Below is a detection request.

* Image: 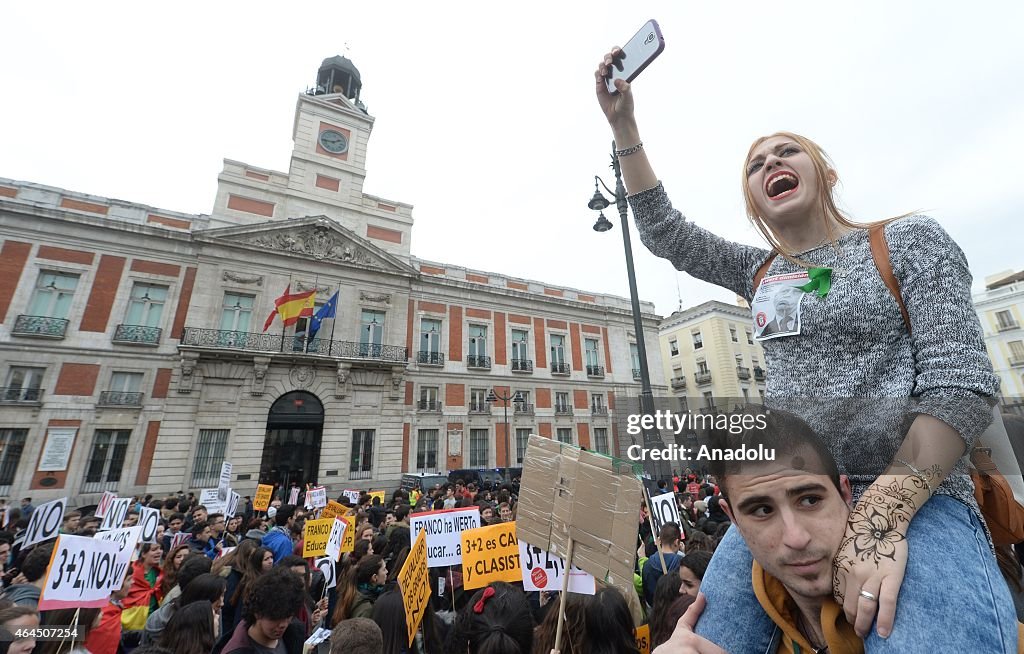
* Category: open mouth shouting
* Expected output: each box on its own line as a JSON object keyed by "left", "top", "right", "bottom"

{"left": 765, "top": 170, "right": 799, "bottom": 201}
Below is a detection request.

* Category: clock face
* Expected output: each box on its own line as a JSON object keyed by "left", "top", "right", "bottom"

{"left": 319, "top": 129, "right": 348, "bottom": 154}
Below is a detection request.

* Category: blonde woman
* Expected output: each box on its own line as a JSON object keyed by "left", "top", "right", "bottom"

{"left": 596, "top": 49, "right": 1014, "bottom": 652}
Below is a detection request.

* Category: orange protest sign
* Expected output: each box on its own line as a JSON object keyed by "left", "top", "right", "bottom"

{"left": 635, "top": 624, "right": 650, "bottom": 654}
{"left": 368, "top": 490, "right": 385, "bottom": 504}
{"left": 320, "top": 501, "right": 345, "bottom": 521}
{"left": 339, "top": 515, "right": 356, "bottom": 554}
{"left": 398, "top": 529, "right": 430, "bottom": 646}
{"left": 253, "top": 484, "right": 274, "bottom": 511}
{"left": 460, "top": 522, "right": 520, "bottom": 590}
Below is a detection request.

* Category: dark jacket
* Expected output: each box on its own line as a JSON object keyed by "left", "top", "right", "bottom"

{"left": 215, "top": 619, "right": 305, "bottom": 654}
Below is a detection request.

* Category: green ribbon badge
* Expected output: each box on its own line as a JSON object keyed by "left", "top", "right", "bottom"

{"left": 797, "top": 267, "right": 832, "bottom": 298}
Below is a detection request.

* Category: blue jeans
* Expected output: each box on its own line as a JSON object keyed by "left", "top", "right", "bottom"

{"left": 695, "top": 495, "right": 1018, "bottom": 653}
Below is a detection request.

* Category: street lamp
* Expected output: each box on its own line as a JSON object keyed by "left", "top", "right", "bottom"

{"left": 486, "top": 388, "right": 524, "bottom": 470}
{"left": 588, "top": 142, "right": 667, "bottom": 480}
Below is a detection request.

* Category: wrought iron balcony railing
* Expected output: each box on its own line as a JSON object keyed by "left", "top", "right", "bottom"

{"left": 551, "top": 361, "right": 571, "bottom": 375}
{"left": 468, "top": 401, "right": 491, "bottom": 413}
{"left": 736, "top": 366, "right": 751, "bottom": 380}
{"left": 12, "top": 315, "right": 69, "bottom": 338}
{"left": 591, "top": 406, "right": 609, "bottom": 416}
{"left": 754, "top": 367, "right": 766, "bottom": 381}
{"left": 632, "top": 368, "right": 642, "bottom": 381}
{"left": 180, "top": 328, "right": 408, "bottom": 363}
{"left": 1010, "top": 356, "right": 1024, "bottom": 368}
{"left": 554, "top": 404, "right": 573, "bottom": 415}
{"left": 998, "top": 321, "right": 1021, "bottom": 332}
{"left": 417, "top": 351, "right": 445, "bottom": 366}
{"left": 0, "top": 387, "right": 44, "bottom": 404}
{"left": 113, "top": 324, "right": 162, "bottom": 345}
{"left": 513, "top": 402, "right": 535, "bottom": 415}
{"left": 417, "top": 399, "right": 443, "bottom": 412}
{"left": 695, "top": 372, "right": 713, "bottom": 385}
{"left": 98, "top": 391, "right": 144, "bottom": 407}
{"left": 467, "top": 355, "right": 492, "bottom": 369}
{"left": 670, "top": 376, "right": 687, "bottom": 390}
{"left": 586, "top": 364, "right": 605, "bottom": 378}
{"left": 511, "top": 358, "right": 533, "bottom": 373}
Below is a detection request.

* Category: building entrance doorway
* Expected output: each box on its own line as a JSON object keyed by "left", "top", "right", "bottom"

{"left": 260, "top": 391, "right": 324, "bottom": 491}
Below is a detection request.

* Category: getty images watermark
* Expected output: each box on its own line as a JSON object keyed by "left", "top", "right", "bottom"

{"left": 624, "top": 409, "right": 776, "bottom": 463}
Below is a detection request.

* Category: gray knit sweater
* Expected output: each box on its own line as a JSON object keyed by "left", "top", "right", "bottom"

{"left": 629, "top": 183, "right": 999, "bottom": 516}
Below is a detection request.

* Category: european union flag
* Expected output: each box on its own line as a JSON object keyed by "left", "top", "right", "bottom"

{"left": 309, "top": 291, "right": 339, "bottom": 338}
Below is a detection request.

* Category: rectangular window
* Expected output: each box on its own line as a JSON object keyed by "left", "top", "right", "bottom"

{"left": 110, "top": 372, "right": 143, "bottom": 393}
{"left": 124, "top": 283, "right": 168, "bottom": 327}
{"left": 220, "top": 293, "right": 254, "bottom": 332}
{"left": 419, "top": 386, "right": 440, "bottom": 410}
{"left": 997, "top": 310, "right": 1017, "bottom": 330}
{"left": 730, "top": 326, "right": 738, "bottom": 343}
{"left": 555, "top": 392, "right": 570, "bottom": 412}
{"left": 0, "top": 429, "right": 28, "bottom": 490}
{"left": 550, "top": 334, "right": 566, "bottom": 364}
{"left": 585, "top": 339, "right": 600, "bottom": 367}
{"left": 556, "top": 428, "right": 573, "bottom": 444}
{"left": 28, "top": 271, "right": 79, "bottom": 319}
{"left": 1010, "top": 341, "right": 1024, "bottom": 359}
{"left": 360, "top": 310, "right": 385, "bottom": 356}
{"left": 593, "top": 428, "right": 609, "bottom": 454}
{"left": 742, "top": 387, "right": 750, "bottom": 402}
{"left": 697, "top": 360, "right": 709, "bottom": 374}
{"left": 678, "top": 396, "right": 689, "bottom": 413}
{"left": 470, "top": 388, "right": 488, "bottom": 412}
{"left": 4, "top": 367, "right": 44, "bottom": 402}
{"left": 511, "top": 329, "right": 529, "bottom": 361}
{"left": 421, "top": 318, "right": 442, "bottom": 353}
{"left": 83, "top": 429, "right": 131, "bottom": 492}
{"left": 416, "top": 429, "right": 438, "bottom": 472}
{"left": 669, "top": 339, "right": 679, "bottom": 356}
{"left": 692, "top": 331, "right": 703, "bottom": 349}
{"left": 350, "top": 429, "right": 375, "bottom": 476}
{"left": 191, "top": 429, "right": 229, "bottom": 487}
{"left": 591, "top": 393, "right": 605, "bottom": 410}
{"left": 746, "top": 329, "right": 754, "bottom": 345}
{"left": 469, "top": 325, "right": 488, "bottom": 357}
{"left": 703, "top": 392, "right": 715, "bottom": 410}
{"left": 672, "top": 366, "right": 682, "bottom": 379}
{"left": 515, "top": 428, "right": 531, "bottom": 464}
{"left": 470, "top": 429, "right": 489, "bottom": 466}
{"left": 630, "top": 343, "right": 641, "bottom": 371}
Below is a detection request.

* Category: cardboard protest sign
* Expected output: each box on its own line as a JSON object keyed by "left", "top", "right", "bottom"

{"left": 342, "top": 489, "right": 361, "bottom": 504}
{"left": 648, "top": 491, "right": 682, "bottom": 534}
{"left": 320, "top": 501, "right": 346, "bottom": 521}
{"left": 339, "top": 515, "right": 356, "bottom": 554}
{"left": 288, "top": 487, "right": 300, "bottom": 505}
{"left": 305, "top": 627, "right": 332, "bottom": 648}
{"left": 325, "top": 518, "right": 347, "bottom": 562}
{"left": 94, "top": 491, "right": 117, "bottom": 519}
{"left": 139, "top": 507, "right": 161, "bottom": 544}
{"left": 635, "top": 624, "right": 651, "bottom": 654}
{"left": 461, "top": 522, "right": 521, "bottom": 589}
{"left": 302, "top": 518, "right": 334, "bottom": 558}
{"left": 23, "top": 497, "right": 67, "bottom": 548}
{"left": 368, "top": 490, "right": 385, "bottom": 504}
{"left": 227, "top": 491, "right": 241, "bottom": 518}
{"left": 307, "top": 486, "right": 327, "bottom": 509}
{"left": 519, "top": 540, "right": 596, "bottom": 594}
{"left": 218, "top": 462, "right": 233, "bottom": 503}
{"left": 98, "top": 498, "right": 131, "bottom": 532}
{"left": 170, "top": 532, "right": 189, "bottom": 550}
{"left": 199, "top": 488, "right": 227, "bottom": 514}
{"left": 315, "top": 556, "right": 337, "bottom": 589}
{"left": 94, "top": 526, "right": 142, "bottom": 571}
{"left": 409, "top": 507, "right": 480, "bottom": 568}
{"left": 253, "top": 484, "right": 274, "bottom": 511}
{"left": 40, "top": 535, "right": 125, "bottom": 609}
{"left": 398, "top": 529, "right": 430, "bottom": 647}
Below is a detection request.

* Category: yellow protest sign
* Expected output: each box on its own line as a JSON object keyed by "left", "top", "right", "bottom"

{"left": 398, "top": 529, "right": 430, "bottom": 647}
{"left": 320, "top": 501, "right": 345, "bottom": 521}
{"left": 368, "top": 490, "right": 385, "bottom": 504}
{"left": 635, "top": 624, "right": 650, "bottom": 654}
{"left": 460, "top": 521, "right": 520, "bottom": 590}
{"left": 253, "top": 484, "right": 274, "bottom": 511}
{"left": 339, "top": 515, "right": 356, "bottom": 553}
{"left": 302, "top": 518, "right": 333, "bottom": 558}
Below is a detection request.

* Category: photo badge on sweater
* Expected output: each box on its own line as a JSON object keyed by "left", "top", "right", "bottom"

{"left": 753, "top": 271, "right": 809, "bottom": 341}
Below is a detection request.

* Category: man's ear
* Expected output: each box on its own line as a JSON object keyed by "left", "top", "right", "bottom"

{"left": 839, "top": 474, "right": 853, "bottom": 507}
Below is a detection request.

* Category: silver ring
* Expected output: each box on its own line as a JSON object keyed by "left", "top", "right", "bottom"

{"left": 858, "top": 590, "right": 878, "bottom": 602}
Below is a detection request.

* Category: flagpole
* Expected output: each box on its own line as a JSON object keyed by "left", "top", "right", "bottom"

{"left": 282, "top": 273, "right": 292, "bottom": 353}
{"left": 329, "top": 280, "right": 339, "bottom": 354}
{"left": 305, "top": 273, "right": 319, "bottom": 354}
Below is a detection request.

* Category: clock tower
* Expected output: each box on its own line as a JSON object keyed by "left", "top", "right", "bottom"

{"left": 210, "top": 56, "right": 413, "bottom": 257}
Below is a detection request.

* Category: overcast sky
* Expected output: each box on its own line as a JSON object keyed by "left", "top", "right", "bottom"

{"left": 2, "top": 1, "right": 1021, "bottom": 317}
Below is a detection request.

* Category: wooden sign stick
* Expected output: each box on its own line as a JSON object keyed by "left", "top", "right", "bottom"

{"left": 552, "top": 537, "right": 576, "bottom": 653}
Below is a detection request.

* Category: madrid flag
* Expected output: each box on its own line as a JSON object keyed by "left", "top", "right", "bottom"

{"left": 263, "top": 285, "right": 315, "bottom": 331}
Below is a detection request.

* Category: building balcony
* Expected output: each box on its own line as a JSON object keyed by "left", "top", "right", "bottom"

{"left": 998, "top": 321, "right": 1020, "bottom": 332}
{"left": 468, "top": 401, "right": 491, "bottom": 414}
{"left": 112, "top": 324, "right": 162, "bottom": 346}
{"left": 180, "top": 328, "right": 408, "bottom": 364}
{"left": 736, "top": 366, "right": 751, "bottom": 380}
{"left": 12, "top": 315, "right": 69, "bottom": 339}
{"left": 586, "top": 364, "right": 605, "bottom": 378}
{"left": 417, "top": 400, "right": 443, "bottom": 412}
{"left": 670, "top": 376, "right": 687, "bottom": 390}
{"left": 632, "top": 368, "right": 642, "bottom": 381}
{"left": 467, "top": 354, "right": 492, "bottom": 370}
{"left": 349, "top": 469, "right": 372, "bottom": 481}
{"left": 1010, "top": 356, "right": 1024, "bottom": 368}
{"left": 514, "top": 402, "right": 535, "bottom": 415}
{"left": 417, "top": 351, "right": 445, "bottom": 366}
{"left": 511, "top": 358, "right": 534, "bottom": 373}
{"left": 551, "top": 362, "right": 571, "bottom": 375}
{"left": 554, "top": 404, "right": 573, "bottom": 416}
{"left": 695, "top": 372, "right": 713, "bottom": 386}
{"left": 591, "top": 406, "right": 609, "bottom": 417}
{"left": 98, "top": 391, "right": 144, "bottom": 407}
{"left": 0, "top": 387, "right": 44, "bottom": 405}
{"left": 754, "top": 367, "right": 766, "bottom": 382}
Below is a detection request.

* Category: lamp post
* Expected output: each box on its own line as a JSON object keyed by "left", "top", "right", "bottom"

{"left": 486, "top": 388, "right": 524, "bottom": 471}
{"left": 588, "top": 142, "right": 667, "bottom": 480}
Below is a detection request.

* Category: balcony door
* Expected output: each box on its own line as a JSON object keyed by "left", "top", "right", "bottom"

{"left": 259, "top": 391, "right": 324, "bottom": 491}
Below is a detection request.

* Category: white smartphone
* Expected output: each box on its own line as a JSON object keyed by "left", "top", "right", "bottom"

{"left": 605, "top": 19, "right": 666, "bottom": 95}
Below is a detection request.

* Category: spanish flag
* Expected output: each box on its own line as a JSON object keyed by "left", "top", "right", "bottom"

{"left": 262, "top": 285, "right": 316, "bottom": 331}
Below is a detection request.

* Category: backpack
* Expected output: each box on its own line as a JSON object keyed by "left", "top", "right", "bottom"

{"left": 753, "top": 224, "right": 1024, "bottom": 545}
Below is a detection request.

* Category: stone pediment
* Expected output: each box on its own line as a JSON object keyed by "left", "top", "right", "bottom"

{"left": 195, "top": 216, "right": 416, "bottom": 277}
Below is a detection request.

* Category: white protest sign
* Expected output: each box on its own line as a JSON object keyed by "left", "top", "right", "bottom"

{"left": 227, "top": 491, "right": 240, "bottom": 518}
{"left": 307, "top": 486, "right": 327, "bottom": 509}
{"left": 98, "top": 498, "right": 131, "bottom": 532}
{"left": 519, "top": 540, "right": 596, "bottom": 594}
{"left": 649, "top": 491, "right": 683, "bottom": 534}
{"left": 199, "top": 488, "right": 227, "bottom": 514}
{"left": 342, "top": 489, "right": 361, "bottom": 504}
{"left": 305, "top": 627, "right": 332, "bottom": 647}
{"left": 325, "top": 518, "right": 347, "bottom": 562}
{"left": 40, "top": 535, "right": 125, "bottom": 609}
{"left": 94, "top": 491, "right": 117, "bottom": 519}
{"left": 171, "top": 532, "right": 189, "bottom": 550}
{"left": 23, "top": 497, "right": 67, "bottom": 548}
{"left": 315, "top": 556, "right": 337, "bottom": 589}
{"left": 409, "top": 507, "right": 480, "bottom": 568}
{"left": 218, "top": 461, "right": 233, "bottom": 498}
{"left": 139, "top": 507, "right": 161, "bottom": 544}
{"left": 217, "top": 547, "right": 236, "bottom": 560}
{"left": 94, "top": 526, "right": 143, "bottom": 573}
{"left": 288, "top": 487, "right": 300, "bottom": 505}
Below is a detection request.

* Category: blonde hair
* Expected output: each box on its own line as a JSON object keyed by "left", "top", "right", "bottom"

{"left": 742, "top": 131, "right": 911, "bottom": 265}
